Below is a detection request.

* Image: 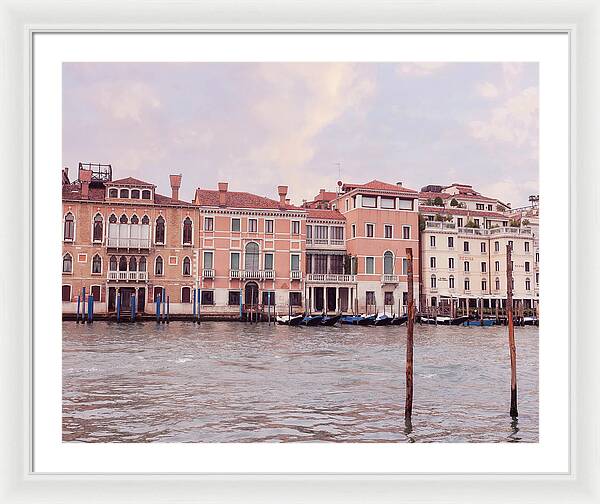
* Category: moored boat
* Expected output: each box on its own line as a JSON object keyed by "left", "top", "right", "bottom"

{"left": 321, "top": 314, "right": 342, "bottom": 326}
{"left": 357, "top": 314, "right": 377, "bottom": 325}
{"left": 450, "top": 315, "right": 469, "bottom": 325}
{"left": 374, "top": 314, "right": 392, "bottom": 326}
{"left": 462, "top": 319, "right": 495, "bottom": 327}
{"left": 302, "top": 315, "right": 324, "bottom": 326}
{"left": 391, "top": 314, "right": 408, "bottom": 325}
{"left": 340, "top": 315, "right": 362, "bottom": 325}
{"left": 276, "top": 314, "right": 304, "bottom": 326}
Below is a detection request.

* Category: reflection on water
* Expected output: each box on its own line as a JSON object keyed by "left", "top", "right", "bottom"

{"left": 62, "top": 321, "right": 538, "bottom": 443}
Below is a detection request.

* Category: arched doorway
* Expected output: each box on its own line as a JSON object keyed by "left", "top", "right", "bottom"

{"left": 244, "top": 281, "right": 259, "bottom": 306}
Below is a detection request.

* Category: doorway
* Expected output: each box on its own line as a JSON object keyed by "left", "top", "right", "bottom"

{"left": 244, "top": 282, "right": 259, "bottom": 306}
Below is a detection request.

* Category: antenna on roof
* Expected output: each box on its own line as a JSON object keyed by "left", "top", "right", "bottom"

{"left": 335, "top": 162, "right": 341, "bottom": 195}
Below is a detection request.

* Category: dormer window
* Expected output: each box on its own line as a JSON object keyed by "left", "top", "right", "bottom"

{"left": 131, "top": 189, "right": 140, "bottom": 198}
{"left": 142, "top": 189, "right": 152, "bottom": 200}
{"left": 108, "top": 188, "right": 118, "bottom": 198}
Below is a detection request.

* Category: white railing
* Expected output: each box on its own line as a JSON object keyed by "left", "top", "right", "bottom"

{"left": 306, "top": 239, "right": 346, "bottom": 248}
{"left": 306, "top": 273, "right": 356, "bottom": 283}
{"left": 488, "top": 226, "right": 532, "bottom": 236}
{"left": 107, "top": 270, "right": 148, "bottom": 281}
{"left": 107, "top": 237, "right": 151, "bottom": 248}
{"left": 291, "top": 270, "right": 302, "bottom": 280}
{"left": 240, "top": 269, "right": 275, "bottom": 280}
{"left": 202, "top": 268, "right": 215, "bottom": 279}
{"left": 230, "top": 269, "right": 240, "bottom": 279}
{"left": 424, "top": 221, "right": 456, "bottom": 230}
{"left": 381, "top": 274, "right": 399, "bottom": 284}
{"left": 457, "top": 227, "right": 486, "bottom": 236}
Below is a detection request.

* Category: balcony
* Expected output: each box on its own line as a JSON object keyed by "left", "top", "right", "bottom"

{"left": 305, "top": 238, "right": 346, "bottom": 250}
{"left": 107, "top": 271, "right": 148, "bottom": 282}
{"left": 306, "top": 273, "right": 356, "bottom": 284}
{"left": 107, "top": 237, "right": 151, "bottom": 250}
{"left": 291, "top": 270, "right": 302, "bottom": 281}
{"left": 202, "top": 268, "right": 215, "bottom": 279}
{"left": 231, "top": 269, "right": 276, "bottom": 280}
{"left": 381, "top": 274, "right": 399, "bottom": 284}
{"left": 424, "top": 221, "right": 456, "bottom": 231}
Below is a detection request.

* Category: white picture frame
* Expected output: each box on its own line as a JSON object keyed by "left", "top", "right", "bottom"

{"left": 1, "top": 0, "right": 598, "bottom": 502}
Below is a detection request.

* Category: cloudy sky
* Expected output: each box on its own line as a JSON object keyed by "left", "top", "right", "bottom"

{"left": 63, "top": 62, "right": 538, "bottom": 207}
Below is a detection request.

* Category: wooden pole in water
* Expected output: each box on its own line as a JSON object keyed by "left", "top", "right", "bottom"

{"left": 76, "top": 295, "right": 80, "bottom": 324}
{"left": 506, "top": 244, "right": 518, "bottom": 417}
{"left": 405, "top": 247, "right": 415, "bottom": 424}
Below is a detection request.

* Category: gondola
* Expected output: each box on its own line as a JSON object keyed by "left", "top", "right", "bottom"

{"left": 276, "top": 314, "right": 304, "bottom": 326}
{"left": 391, "top": 314, "right": 408, "bottom": 325}
{"left": 450, "top": 315, "right": 469, "bottom": 325}
{"left": 373, "top": 314, "right": 393, "bottom": 326}
{"left": 357, "top": 314, "right": 377, "bottom": 325}
{"left": 522, "top": 316, "right": 538, "bottom": 326}
{"left": 302, "top": 315, "right": 324, "bottom": 326}
{"left": 419, "top": 316, "right": 437, "bottom": 325}
{"left": 340, "top": 315, "right": 362, "bottom": 325}
{"left": 321, "top": 314, "right": 342, "bottom": 326}
{"left": 462, "top": 319, "right": 495, "bottom": 327}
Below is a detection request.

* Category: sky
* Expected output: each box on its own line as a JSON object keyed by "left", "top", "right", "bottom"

{"left": 63, "top": 62, "right": 538, "bottom": 207}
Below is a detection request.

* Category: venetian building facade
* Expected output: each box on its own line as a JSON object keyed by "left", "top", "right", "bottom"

{"left": 418, "top": 183, "right": 539, "bottom": 312}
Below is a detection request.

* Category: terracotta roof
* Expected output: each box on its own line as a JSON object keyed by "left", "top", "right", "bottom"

{"left": 419, "top": 191, "right": 451, "bottom": 200}
{"left": 62, "top": 183, "right": 106, "bottom": 202}
{"left": 194, "top": 189, "right": 303, "bottom": 211}
{"left": 313, "top": 190, "right": 337, "bottom": 202}
{"left": 419, "top": 205, "right": 508, "bottom": 219}
{"left": 306, "top": 208, "right": 345, "bottom": 221}
{"left": 154, "top": 193, "right": 194, "bottom": 207}
{"left": 109, "top": 176, "right": 156, "bottom": 187}
{"left": 342, "top": 179, "right": 418, "bottom": 195}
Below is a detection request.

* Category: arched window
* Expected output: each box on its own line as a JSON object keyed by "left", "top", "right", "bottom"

{"left": 108, "top": 188, "right": 118, "bottom": 198}
{"left": 383, "top": 251, "right": 394, "bottom": 275}
{"left": 141, "top": 189, "right": 151, "bottom": 200}
{"left": 119, "top": 214, "right": 128, "bottom": 224}
{"left": 129, "top": 257, "right": 137, "bottom": 271}
{"left": 92, "top": 254, "right": 102, "bottom": 274}
{"left": 245, "top": 242, "right": 259, "bottom": 271}
{"left": 181, "top": 287, "right": 191, "bottom": 303}
{"left": 155, "top": 256, "right": 164, "bottom": 275}
{"left": 62, "top": 253, "right": 72, "bottom": 273}
{"left": 430, "top": 274, "right": 436, "bottom": 288}
{"left": 93, "top": 214, "right": 103, "bottom": 242}
{"left": 131, "top": 214, "right": 139, "bottom": 224}
{"left": 495, "top": 277, "right": 500, "bottom": 290}
{"left": 525, "top": 278, "right": 531, "bottom": 291}
{"left": 119, "top": 188, "right": 129, "bottom": 198}
{"left": 155, "top": 216, "right": 165, "bottom": 244}
{"left": 109, "top": 214, "right": 117, "bottom": 224}
{"left": 109, "top": 255, "right": 117, "bottom": 271}
{"left": 63, "top": 213, "right": 75, "bottom": 240}
{"left": 449, "top": 275, "right": 455, "bottom": 289}
{"left": 141, "top": 215, "right": 149, "bottom": 225}
{"left": 182, "top": 217, "right": 193, "bottom": 245}
{"left": 430, "top": 256, "right": 436, "bottom": 269}
{"left": 139, "top": 257, "right": 147, "bottom": 272}
{"left": 131, "top": 189, "right": 140, "bottom": 199}
{"left": 118, "top": 256, "right": 127, "bottom": 271}
{"left": 182, "top": 256, "right": 191, "bottom": 276}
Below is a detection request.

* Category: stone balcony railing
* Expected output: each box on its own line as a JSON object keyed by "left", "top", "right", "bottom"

{"left": 291, "top": 270, "right": 302, "bottom": 280}
{"left": 305, "top": 238, "right": 345, "bottom": 248}
{"left": 306, "top": 273, "right": 355, "bottom": 284}
{"left": 106, "top": 237, "right": 152, "bottom": 249}
{"left": 424, "top": 221, "right": 456, "bottom": 230}
{"left": 230, "top": 269, "right": 276, "bottom": 280}
{"left": 107, "top": 271, "right": 148, "bottom": 282}
{"left": 202, "top": 268, "right": 215, "bottom": 279}
{"left": 381, "top": 274, "right": 399, "bottom": 284}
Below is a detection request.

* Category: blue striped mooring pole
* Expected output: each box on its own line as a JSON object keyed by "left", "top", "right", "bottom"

{"left": 131, "top": 294, "right": 136, "bottom": 322}
{"left": 87, "top": 294, "right": 94, "bottom": 323}
{"left": 116, "top": 293, "right": 121, "bottom": 323}
{"left": 76, "top": 295, "right": 81, "bottom": 324}
{"left": 156, "top": 295, "right": 161, "bottom": 323}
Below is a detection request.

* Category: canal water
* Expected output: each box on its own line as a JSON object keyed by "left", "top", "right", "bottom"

{"left": 63, "top": 321, "right": 538, "bottom": 443}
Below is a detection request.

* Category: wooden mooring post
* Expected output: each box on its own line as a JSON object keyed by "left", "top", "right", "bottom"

{"left": 405, "top": 247, "right": 415, "bottom": 425}
{"left": 506, "top": 244, "right": 518, "bottom": 418}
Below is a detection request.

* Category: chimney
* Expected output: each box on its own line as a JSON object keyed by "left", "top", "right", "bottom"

{"left": 396, "top": 181, "right": 403, "bottom": 187}
{"left": 285, "top": 198, "right": 291, "bottom": 205}
{"left": 169, "top": 174, "right": 182, "bottom": 200}
{"left": 278, "top": 185, "right": 288, "bottom": 208}
{"left": 79, "top": 169, "right": 92, "bottom": 199}
{"left": 218, "top": 182, "right": 228, "bottom": 207}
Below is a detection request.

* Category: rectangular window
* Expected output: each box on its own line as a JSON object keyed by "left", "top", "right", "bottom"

{"left": 430, "top": 235, "right": 436, "bottom": 247}
{"left": 365, "top": 257, "right": 375, "bottom": 274}
{"left": 402, "top": 226, "right": 410, "bottom": 239}
{"left": 366, "top": 291, "right": 375, "bottom": 305}
{"left": 495, "top": 261, "right": 500, "bottom": 271}
{"left": 384, "top": 225, "right": 393, "bottom": 239}
{"left": 381, "top": 197, "right": 395, "bottom": 209}
{"left": 488, "top": 204, "right": 493, "bottom": 211}
{"left": 289, "top": 292, "right": 302, "bottom": 306}
{"left": 265, "top": 219, "right": 274, "bottom": 234}
{"left": 331, "top": 226, "right": 344, "bottom": 241}
{"left": 481, "top": 242, "right": 486, "bottom": 253}
{"left": 203, "top": 251, "right": 213, "bottom": 269}
{"left": 231, "top": 218, "right": 241, "bottom": 232}
{"left": 345, "top": 199, "right": 349, "bottom": 211}
{"left": 314, "top": 255, "right": 327, "bottom": 274}
{"left": 292, "top": 220, "right": 300, "bottom": 235}
{"left": 457, "top": 217, "right": 463, "bottom": 227}
{"left": 228, "top": 290, "right": 241, "bottom": 306}
{"left": 398, "top": 199, "right": 413, "bottom": 210}
{"left": 262, "top": 291, "right": 275, "bottom": 305}
{"left": 508, "top": 240, "right": 514, "bottom": 249}
{"left": 351, "top": 224, "right": 356, "bottom": 238}
{"left": 201, "top": 291, "right": 214, "bottom": 305}
{"left": 464, "top": 279, "right": 470, "bottom": 291}
{"left": 536, "top": 272, "right": 539, "bottom": 284}
{"left": 535, "top": 252, "right": 539, "bottom": 262}
{"left": 495, "top": 241, "right": 500, "bottom": 252}
{"left": 62, "top": 285, "right": 71, "bottom": 302}
{"left": 481, "top": 261, "right": 487, "bottom": 273}
{"left": 204, "top": 217, "right": 214, "bottom": 231}
{"left": 525, "top": 241, "right": 530, "bottom": 252}
{"left": 448, "top": 257, "right": 455, "bottom": 269}
{"left": 463, "top": 241, "right": 470, "bottom": 252}
{"left": 362, "top": 196, "right": 377, "bottom": 208}
{"left": 402, "top": 258, "right": 408, "bottom": 275}
{"left": 315, "top": 225, "right": 328, "bottom": 241}
{"left": 474, "top": 218, "right": 480, "bottom": 227}
{"left": 449, "top": 276, "right": 455, "bottom": 288}
{"left": 482, "top": 279, "right": 487, "bottom": 291}
{"left": 248, "top": 218, "right": 258, "bottom": 232}
{"left": 264, "top": 253, "right": 274, "bottom": 270}
{"left": 181, "top": 287, "right": 191, "bottom": 303}
{"left": 464, "top": 261, "right": 470, "bottom": 272}
{"left": 525, "top": 261, "right": 530, "bottom": 272}
{"left": 366, "top": 223, "right": 374, "bottom": 237}
{"left": 230, "top": 252, "right": 240, "bottom": 270}
{"left": 384, "top": 292, "right": 394, "bottom": 305}
{"left": 290, "top": 254, "right": 300, "bottom": 271}
{"left": 448, "top": 236, "right": 454, "bottom": 248}
{"left": 91, "top": 285, "right": 102, "bottom": 302}
{"left": 330, "top": 255, "right": 344, "bottom": 274}
{"left": 476, "top": 203, "right": 484, "bottom": 210}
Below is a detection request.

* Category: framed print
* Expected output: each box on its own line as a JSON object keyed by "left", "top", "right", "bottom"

{"left": 1, "top": 0, "right": 599, "bottom": 503}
